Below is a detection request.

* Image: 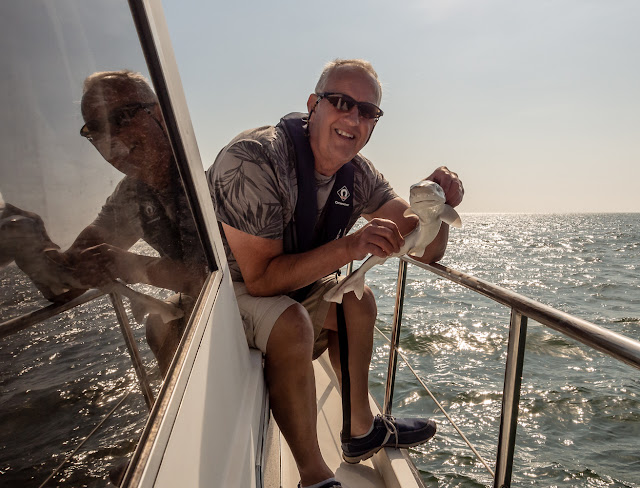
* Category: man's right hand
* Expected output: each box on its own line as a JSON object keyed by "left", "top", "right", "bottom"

{"left": 346, "top": 218, "right": 404, "bottom": 261}
{"left": 66, "top": 244, "right": 141, "bottom": 289}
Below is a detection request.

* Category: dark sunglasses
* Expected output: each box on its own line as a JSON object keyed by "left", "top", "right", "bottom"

{"left": 80, "top": 103, "right": 155, "bottom": 140}
{"left": 316, "top": 92, "right": 383, "bottom": 120}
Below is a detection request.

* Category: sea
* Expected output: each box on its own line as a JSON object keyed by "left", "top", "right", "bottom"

{"left": 0, "top": 213, "right": 638, "bottom": 487}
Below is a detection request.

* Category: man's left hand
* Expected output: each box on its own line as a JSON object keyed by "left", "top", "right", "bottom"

{"left": 426, "top": 166, "right": 464, "bottom": 207}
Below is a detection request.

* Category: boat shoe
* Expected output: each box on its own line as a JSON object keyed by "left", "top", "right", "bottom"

{"left": 341, "top": 414, "right": 437, "bottom": 464}
{"left": 297, "top": 480, "right": 342, "bottom": 488}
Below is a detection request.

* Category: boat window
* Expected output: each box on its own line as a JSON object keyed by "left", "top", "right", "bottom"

{"left": 0, "top": 2, "right": 211, "bottom": 486}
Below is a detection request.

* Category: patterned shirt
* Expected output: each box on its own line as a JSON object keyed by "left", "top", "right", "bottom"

{"left": 207, "top": 123, "right": 397, "bottom": 282}
{"left": 93, "top": 175, "right": 207, "bottom": 277}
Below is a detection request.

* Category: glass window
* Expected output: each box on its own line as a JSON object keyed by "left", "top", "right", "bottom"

{"left": 0, "top": 1, "right": 209, "bottom": 485}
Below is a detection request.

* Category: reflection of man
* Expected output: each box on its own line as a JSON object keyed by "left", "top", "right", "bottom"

{"left": 208, "top": 59, "right": 464, "bottom": 488}
{"left": 67, "top": 70, "right": 206, "bottom": 376}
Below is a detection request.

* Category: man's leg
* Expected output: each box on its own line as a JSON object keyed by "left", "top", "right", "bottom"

{"left": 265, "top": 302, "right": 334, "bottom": 486}
{"left": 324, "top": 286, "right": 377, "bottom": 437}
{"left": 323, "top": 286, "right": 437, "bottom": 464}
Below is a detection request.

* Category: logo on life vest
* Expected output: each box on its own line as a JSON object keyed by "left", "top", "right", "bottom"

{"left": 337, "top": 186, "right": 350, "bottom": 202}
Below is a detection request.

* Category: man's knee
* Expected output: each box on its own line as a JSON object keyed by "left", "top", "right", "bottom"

{"left": 267, "top": 303, "right": 314, "bottom": 356}
{"left": 323, "top": 285, "right": 377, "bottom": 333}
{"left": 344, "top": 285, "right": 377, "bottom": 321}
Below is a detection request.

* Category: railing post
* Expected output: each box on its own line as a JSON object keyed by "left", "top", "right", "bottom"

{"left": 109, "top": 293, "right": 155, "bottom": 410}
{"left": 494, "top": 310, "right": 528, "bottom": 487}
{"left": 383, "top": 259, "right": 408, "bottom": 415}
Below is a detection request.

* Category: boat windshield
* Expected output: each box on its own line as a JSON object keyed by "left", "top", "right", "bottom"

{"left": 0, "top": 2, "right": 212, "bottom": 485}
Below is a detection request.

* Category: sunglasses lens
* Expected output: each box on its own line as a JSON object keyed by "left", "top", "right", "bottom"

{"left": 358, "top": 103, "right": 380, "bottom": 119}
{"left": 111, "top": 107, "right": 136, "bottom": 127}
{"left": 327, "top": 94, "right": 354, "bottom": 113}
{"left": 80, "top": 120, "right": 103, "bottom": 137}
{"left": 323, "top": 93, "right": 381, "bottom": 119}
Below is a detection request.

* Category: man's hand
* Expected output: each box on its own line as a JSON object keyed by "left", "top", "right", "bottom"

{"left": 346, "top": 218, "right": 404, "bottom": 261}
{"left": 69, "top": 244, "right": 146, "bottom": 288}
{"left": 426, "top": 166, "right": 464, "bottom": 207}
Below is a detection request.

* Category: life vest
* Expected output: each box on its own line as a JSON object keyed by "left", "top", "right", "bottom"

{"left": 278, "top": 112, "right": 354, "bottom": 255}
{"left": 136, "top": 170, "right": 205, "bottom": 271}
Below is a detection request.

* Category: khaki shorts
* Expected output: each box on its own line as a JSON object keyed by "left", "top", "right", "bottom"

{"left": 233, "top": 274, "right": 341, "bottom": 358}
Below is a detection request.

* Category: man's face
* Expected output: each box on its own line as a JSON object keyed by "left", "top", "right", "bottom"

{"left": 80, "top": 78, "right": 171, "bottom": 185}
{"left": 307, "top": 67, "right": 380, "bottom": 176}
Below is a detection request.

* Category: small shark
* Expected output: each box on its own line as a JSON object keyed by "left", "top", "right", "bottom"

{"left": 323, "top": 180, "right": 462, "bottom": 304}
{"left": 0, "top": 201, "right": 183, "bottom": 323}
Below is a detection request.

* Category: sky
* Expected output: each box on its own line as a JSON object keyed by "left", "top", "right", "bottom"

{"left": 1, "top": 1, "right": 148, "bottom": 246}
{"left": 1, "top": 0, "right": 638, "bottom": 251}
{"left": 161, "top": 0, "right": 640, "bottom": 213}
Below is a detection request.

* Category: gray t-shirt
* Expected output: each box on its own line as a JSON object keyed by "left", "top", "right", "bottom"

{"left": 207, "top": 124, "right": 397, "bottom": 282}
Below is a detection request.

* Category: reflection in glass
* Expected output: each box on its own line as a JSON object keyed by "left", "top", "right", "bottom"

{"left": 0, "top": 2, "right": 207, "bottom": 486}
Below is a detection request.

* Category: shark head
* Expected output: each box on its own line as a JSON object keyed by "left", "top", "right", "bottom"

{"left": 404, "top": 179, "right": 462, "bottom": 229}
{"left": 408, "top": 180, "right": 446, "bottom": 215}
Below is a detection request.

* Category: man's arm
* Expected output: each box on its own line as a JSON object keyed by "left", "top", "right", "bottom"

{"left": 71, "top": 243, "right": 204, "bottom": 296}
{"left": 67, "top": 223, "right": 139, "bottom": 253}
{"left": 223, "top": 217, "right": 404, "bottom": 297}
{"left": 66, "top": 224, "right": 203, "bottom": 296}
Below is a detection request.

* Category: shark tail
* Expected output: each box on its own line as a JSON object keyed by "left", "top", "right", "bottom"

{"left": 323, "top": 271, "right": 366, "bottom": 304}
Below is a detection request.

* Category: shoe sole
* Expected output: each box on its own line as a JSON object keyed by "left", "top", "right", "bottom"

{"left": 342, "top": 425, "right": 437, "bottom": 464}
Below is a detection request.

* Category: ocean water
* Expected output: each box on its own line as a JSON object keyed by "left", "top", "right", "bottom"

{"left": 0, "top": 213, "right": 638, "bottom": 487}
{"left": 366, "top": 213, "right": 639, "bottom": 487}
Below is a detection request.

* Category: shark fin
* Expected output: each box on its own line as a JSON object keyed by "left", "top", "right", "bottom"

{"left": 323, "top": 271, "right": 366, "bottom": 304}
{"left": 403, "top": 207, "right": 417, "bottom": 218}
{"left": 440, "top": 204, "right": 462, "bottom": 228}
{"left": 409, "top": 244, "right": 428, "bottom": 258}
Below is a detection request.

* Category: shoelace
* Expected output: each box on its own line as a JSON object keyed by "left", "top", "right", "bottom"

{"left": 377, "top": 414, "right": 399, "bottom": 449}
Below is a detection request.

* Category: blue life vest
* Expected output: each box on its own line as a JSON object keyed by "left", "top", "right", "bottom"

{"left": 278, "top": 112, "right": 354, "bottom": 255}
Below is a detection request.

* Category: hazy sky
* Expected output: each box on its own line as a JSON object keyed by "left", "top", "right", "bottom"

{"left": 162, "top": 0, "right": 640, "bottom": 213}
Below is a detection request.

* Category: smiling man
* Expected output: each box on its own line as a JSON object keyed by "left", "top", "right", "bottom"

{"left": 207, "top": 59, "right": 463, "bottom": 488}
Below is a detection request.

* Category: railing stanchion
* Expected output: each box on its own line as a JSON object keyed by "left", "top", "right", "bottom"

{"left": 109, "top": 293, "right": 155, "bottom": 410}
{"left": 383, "top": 259, "right": 408, "bottom": 415}
{"left": 494, "top": 310, "right": 528, "bottom": 488}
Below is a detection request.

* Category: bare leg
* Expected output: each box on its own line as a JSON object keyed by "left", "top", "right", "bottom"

{"left": 325, "top": 286, "right": 377, "bottom": 437}
{"left": 265, "top": 303, "right": 333, "bottom": 486}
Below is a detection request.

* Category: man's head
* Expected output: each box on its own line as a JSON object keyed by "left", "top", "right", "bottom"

{"left": 80, "top": 70, "right": 172, "bottom": 187}
{"left": 306, "top": 59, "right": 383, "bottom": 176}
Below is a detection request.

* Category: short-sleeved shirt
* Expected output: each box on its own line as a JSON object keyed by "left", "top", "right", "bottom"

{"left": 207, "top": 123, "right": 397, "bottom": 282}
{"left": 93, "top": 174, "right": 206, "bottom": 277}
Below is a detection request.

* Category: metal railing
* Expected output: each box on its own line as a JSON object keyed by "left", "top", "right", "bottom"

{"left": 0, "top": 289, "right": 155, "bottom": 408}
{"left": 381, "top": 257, "right": 640, "bottom": 488}
{"left": 0, "top": 288, "right": 157, "bottom": 486}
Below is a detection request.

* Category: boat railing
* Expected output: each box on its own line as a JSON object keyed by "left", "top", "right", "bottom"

{"left": 0, "top": 288, "right": 158, "bottom": 486}
{"left": 0, "top": 288, "right": 156, "bottom": 409}
{"left": 380, "top": 256, "right": 640, "bottom": 488}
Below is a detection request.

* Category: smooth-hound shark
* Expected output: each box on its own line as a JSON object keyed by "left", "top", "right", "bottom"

{"left": 323, "top": 180, "right": 462, "bottom": 304}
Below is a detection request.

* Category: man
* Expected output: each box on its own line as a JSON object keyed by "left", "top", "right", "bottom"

{"left": 66, "top": 70, "right": 206, "bottom": 376}
{"left": 208, "top": 59, "right": 463, "bottom": 488}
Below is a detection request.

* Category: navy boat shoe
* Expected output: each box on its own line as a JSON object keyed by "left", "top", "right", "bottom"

{"left": 341, "top": 414, "right": 437, "bottom": 464}
{"left": 297, "top": 480, "right": 342, "bottom": 488}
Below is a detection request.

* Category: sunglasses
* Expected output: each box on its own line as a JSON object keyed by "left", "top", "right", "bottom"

{"left": 316, "top": 92, "right": 383, "bottom": 120}
{"left": 80, "top": 103, "right": 155, "bottom": 140}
